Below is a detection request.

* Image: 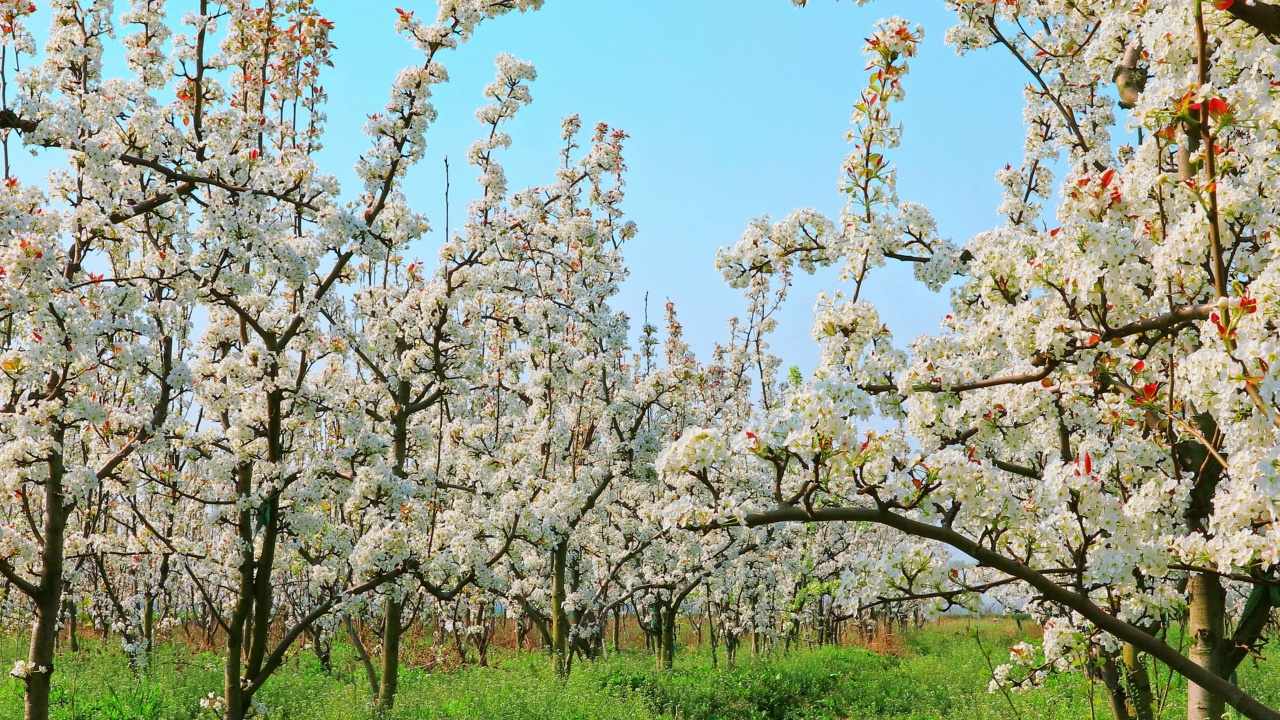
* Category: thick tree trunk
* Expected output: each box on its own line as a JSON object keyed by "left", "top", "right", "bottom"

{"left": 224, "top": 463, "right": 257, "bottom": 720}
{"left": 225, "top": 617, "right": 248, "bottom": 720}
{"left": 659, "top": 603, "right": 676, "bottom": 670}
{"left": 376, "top": 403, "right": 410, "bottom": 711}
{"left": 24, "top": 434, "right": 69, "bottom": 720}
{"left": 378, "top": 597, "right": 404, "bottom": 711}
{"left": 226, "top": 386, "right": 286, "bottom": 720}
{"left": 25, "top": 597, "right": 60, "bottom": 720}
{"left": 1187, "top": 573, "right": 1227, "bottom": 720}
{"left": 244, "top": 508, "right": 280, "bottom": 680}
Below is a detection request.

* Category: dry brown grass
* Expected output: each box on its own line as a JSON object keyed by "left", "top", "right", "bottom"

{"left": 859, "top": 631, "right": 908, "bottom": 656}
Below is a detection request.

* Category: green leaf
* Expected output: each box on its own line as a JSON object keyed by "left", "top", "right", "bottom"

{"left": 788, "top": 366, "right": 804, "bottom": 387}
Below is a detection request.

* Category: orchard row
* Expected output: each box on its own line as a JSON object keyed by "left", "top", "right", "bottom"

{"left": 1, "top": 2, "right": 1279, "bottom": 720}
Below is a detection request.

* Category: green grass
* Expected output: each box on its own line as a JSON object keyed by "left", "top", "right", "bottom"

{"left": 0, "top": 619, "right": 1277, "bottom": 719}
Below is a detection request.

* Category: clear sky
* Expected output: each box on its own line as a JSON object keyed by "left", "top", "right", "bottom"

{"left": 23, "top": 0, "right": 1036, "bottom": 373}
{"left": 312, "top": 0, "right": 1031, "bottom": 372}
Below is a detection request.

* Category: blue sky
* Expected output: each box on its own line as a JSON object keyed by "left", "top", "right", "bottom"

{"left": 312, "top": 0, "right": 1031, "bottom": 372}
{"left": 21, "top": 1, "right": 1034, "bottom": 373}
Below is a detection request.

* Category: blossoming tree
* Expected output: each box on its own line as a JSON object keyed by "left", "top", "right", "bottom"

{"left": 660, "top": 4, "right": 1280, "bottom": 720}
{"left": 6, "top": 1, "right": 1280, "bottom": 720}
{"left": 0, "top": 2, "right": 192, "bottom": 717}
{"left": 1, "top": 0, "right": 544, "bottom": 718}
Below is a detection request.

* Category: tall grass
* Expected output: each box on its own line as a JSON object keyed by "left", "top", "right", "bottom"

{"left": 0, "top": 618, "right": 1276, "bottom": 719}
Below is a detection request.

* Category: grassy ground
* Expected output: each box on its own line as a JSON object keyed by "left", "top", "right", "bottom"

{"left": 0, "top": 618, "right": 1276, "bottom": 719}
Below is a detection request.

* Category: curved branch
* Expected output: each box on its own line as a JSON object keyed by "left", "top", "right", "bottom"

{"left": 728, "top": 505, "right": 1280, "bottom": 720}
{"left": 0, "top": 557, "right": 40, "bottom": 598}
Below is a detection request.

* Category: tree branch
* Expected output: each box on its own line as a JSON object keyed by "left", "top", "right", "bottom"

{"left": 728, "top": 505, "right": 1280, "bottom": 720}
{"left": 0, "top": 556, "right": 40, "bottom": 598}
{"left": 1227, "top": 0, "right": 1280, "bottom": 41}
{"left": 244, "top": 565, "right": 413, "bottom": 700}
{"left": 108, "top": 182, "right": 196, "bottom": 224}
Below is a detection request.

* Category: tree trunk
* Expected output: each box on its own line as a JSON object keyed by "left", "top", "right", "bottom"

{"left": 645, "top": 604, "right": 654, "bottom": 653}
{"left": 708, "top": 606, "right": 719, "bottom": 669}
{"left": 653, "top": 601, "right": 665, "bottom": 669}
{"left": 660, "top": 603, "right": 676, "bottom": 670}
{"left": 1097, "top": 654, "right": 1134, "bottom": 720}
{"left": 66, "top": 598, "right": 79, "bottom": 654}
{"left": 1187, "top": 573, "right": 1226, "bottom": 720}
{"left": 24, "top": 433, "right": 69, "bottom": 720}
{"left": 550, "top": 543, "right": 569, "bottom": 675}
{"left": 378, "top": 597, "right": 403, "bottom": 711}
{"left": 143, "top": 594, "right": 156, "bottom": 654}
{"left": 143, "top": 553, "right": 170, "bottom": 658}
{"left": 613, "top": 607, "right": 621, "bottom": 652}
{"left": 1122, "top": 643, "right": 1156, "bottom": 720}
{"left": 310, "top": 626, "right": 332, "bottom": 675}
{"left": 224, "top": 462, "right": 257, "bottom": 720}
{"left": 25, "top": 596, "right": 61, "bottom": 720}
{"left": 379, "top": 401, "right": 410, "bottom": 709}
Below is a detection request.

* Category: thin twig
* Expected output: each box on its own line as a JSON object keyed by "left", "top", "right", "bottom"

{"left": 974, "top": 628, "right": 1024, "bottom": 720}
